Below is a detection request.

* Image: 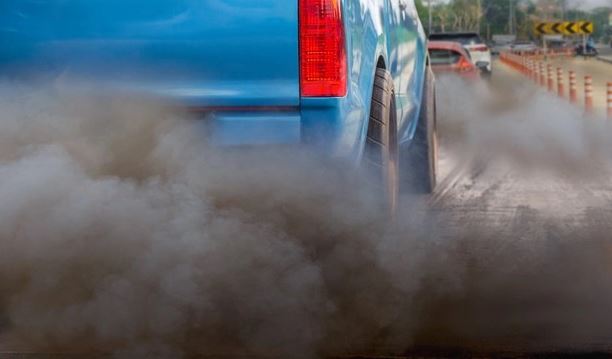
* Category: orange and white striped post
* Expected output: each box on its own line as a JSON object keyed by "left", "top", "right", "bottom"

{"left": 569, "top": 71, "right": 577, "bottom": 104}
{"left": 547, "top": 64, "right": 554, "bottom": 92}
{"left": 556, "top": 67, "right": 564, "bottom": 98}
{"left": 525, "top": 59, "right": 530, "bottom": 78}
{"left": 539, "top": 62, "right": 546, "bottom": 87}
{"left": 607, "top": 82, "right": 612, "bottom": 120}
{"left": 584, "top": 76, "right": 593, "bottom": 113}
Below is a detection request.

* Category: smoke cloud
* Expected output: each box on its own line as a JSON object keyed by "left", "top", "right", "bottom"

{"left": 1, "top": 71, "right": 612, "bottom": 358}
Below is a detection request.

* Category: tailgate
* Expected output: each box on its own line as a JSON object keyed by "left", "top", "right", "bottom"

{"left": 0, "top": 0, "right": 299, "bottom": 107}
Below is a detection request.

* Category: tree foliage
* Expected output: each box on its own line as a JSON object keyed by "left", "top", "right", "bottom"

{"left": 416, "top": 0, "right": 610, "bottom": 42}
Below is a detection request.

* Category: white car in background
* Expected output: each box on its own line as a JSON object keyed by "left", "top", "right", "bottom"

{"left": 511, "top": 40, "right": 539, "bottom": 54}
{"left": 429, "top": 32, "right": 492, "bottom": 76}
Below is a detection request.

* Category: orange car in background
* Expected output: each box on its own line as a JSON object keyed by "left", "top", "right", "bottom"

{"left": 428, "top": 41, "right": 482, "bottom": 80}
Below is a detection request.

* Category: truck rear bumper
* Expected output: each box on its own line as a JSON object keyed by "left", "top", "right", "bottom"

{"left": 188, "top": 97, "right": 365, "bottom": 165}
{"left": 190, "top": 109, "right": 301, "bottom": 146}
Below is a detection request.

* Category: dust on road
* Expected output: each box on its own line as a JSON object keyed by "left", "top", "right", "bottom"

{"left": 2, "top": 63, "right": 612, "bottom": 358}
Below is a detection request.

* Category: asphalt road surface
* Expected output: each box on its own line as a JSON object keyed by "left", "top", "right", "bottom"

{"left": 416, "top": 61, "right": 612, "bottom": 355}
{"left": 597, "top": 45, "right": 612, "bottom": 56}
{"left": 435, "top": 60, "right": 612, "bottom": 219}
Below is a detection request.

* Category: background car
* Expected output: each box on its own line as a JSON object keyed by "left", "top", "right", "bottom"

{"left": 510, "top": 40, "right": 539, "bottom": 54}
{"left": 429, "top": 32, "right": 492, "bottom": 76}
{"left": 428, "top": 41, "right": 481, "bottom": 80}
{"left": 488, "top": 41, "right": 512, "bottom": 56}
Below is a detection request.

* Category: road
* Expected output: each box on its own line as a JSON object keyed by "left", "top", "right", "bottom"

{"left": 411, "top": 61, "right": 612, "bottom": 355}
{"left": 435, "top": 60, "right": 612, "bottom": 216}
{"left": 597, "top": 44, "right": 612, "bottom": 57}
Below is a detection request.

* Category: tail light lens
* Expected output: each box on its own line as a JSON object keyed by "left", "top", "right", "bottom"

{"left": 471, "top": 45, "right": 489, "bottom": 52}
{"left": 457, "top": 57, "right": 473, "bottom": 72}
{"left": 299, "top": 0, "right": 347, "bottom": 97}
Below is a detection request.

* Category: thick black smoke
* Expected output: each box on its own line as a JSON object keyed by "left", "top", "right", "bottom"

{"left": 1, "top": 70, "right": 612, "bottom": 358}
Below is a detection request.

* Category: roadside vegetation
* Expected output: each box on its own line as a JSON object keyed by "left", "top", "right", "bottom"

{"left": 416, "top": 0, "right": 612, "bottom": 43}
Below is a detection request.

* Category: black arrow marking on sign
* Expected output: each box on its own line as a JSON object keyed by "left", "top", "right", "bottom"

{"left": 580, "top": 22, "right": 592, "bottom": 33}
{"left": 537, "top": 23, "right": 547, "bottom": 34}
{"left": 552, "top": 22, "right": 563, "bottom": 34}
{"left": 566, "top": 22, "right": 576, "bottom": 34}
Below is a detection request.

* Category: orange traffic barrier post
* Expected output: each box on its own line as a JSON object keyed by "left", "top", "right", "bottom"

{"left": 539, "top": 63, "right": 546, "bottom": 87}
{"left": 527, "top": 59, "right": 533, "bottom": 79}
{"left": 569, "top": 71, "right": 577, "bottom": 104}
{"left": 607, "top": 82, "right": 612, "bottom": 120}
{"left": 557, "top": 67, "right": 564, "bottom": 98}
{"left": 547, "top": 64, "right": 554, "bottom": 92}
{"left": 515, "top": 55, "right": 520, "bottom": 70}
{"left": 584, "top": 76, "right": 593, "bottom": 113}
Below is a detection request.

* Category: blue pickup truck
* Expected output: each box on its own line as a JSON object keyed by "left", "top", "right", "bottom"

{"left": 0, "top": 0, "right": 437, "bottom": 211}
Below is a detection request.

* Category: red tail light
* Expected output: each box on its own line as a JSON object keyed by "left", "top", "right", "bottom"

{"left": 457, "top": 57, "right": 473, "bottom": 72}
{"left": 472, "top": 45, "right": 489, "bottom": 52}
{"left": 299, "top": 0, "right": 347, "bottom": 97}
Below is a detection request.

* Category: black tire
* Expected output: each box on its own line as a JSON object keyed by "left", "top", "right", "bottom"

{"left": 400, "top": 66, "right": 438, "bottom": 194}
{"left": 363, "top": 68, "right": 399, "bottom": 215}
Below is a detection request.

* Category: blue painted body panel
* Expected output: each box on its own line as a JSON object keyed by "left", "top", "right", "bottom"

{"left": 0, "top": 0, "right": 428, "bottom": 162}
{"left": 207, "top": 112, "right": 301, "bottom": 146}
{"left": 0, "top": 0, "right": 299, "bottom": 106}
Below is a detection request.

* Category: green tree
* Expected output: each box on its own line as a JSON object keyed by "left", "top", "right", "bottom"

{"left": 415, "top": 0, "right": 429, "bottom": 28}
{"left": 482, "top": 0, "right": 513, "bottom": 35}
{"left": 590, "top": 7, "right": 612, "bottom": 42}
{"left": 479, "top": 0, "right": 535, "bottom": 38}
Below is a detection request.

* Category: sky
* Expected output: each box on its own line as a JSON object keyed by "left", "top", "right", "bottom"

{"left": 567, "top": 0, "right": 611, "bottom": 10}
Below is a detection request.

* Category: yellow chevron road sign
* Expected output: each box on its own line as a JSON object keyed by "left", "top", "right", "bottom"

{"left": 577, "top": 21, "right": 593, "bottom": 34}
{"left": 534, "top": 21, "right": 594, "bottom": 36}
{"left": 534, "top": 22, "right": 552, "bottom": 35}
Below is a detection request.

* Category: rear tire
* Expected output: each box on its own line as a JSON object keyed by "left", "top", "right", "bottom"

{"left": 363, "top": 68, "right": 399, "bottom": 215}
{"left": 401, "top": 66, "right": 438, "bottom": 194}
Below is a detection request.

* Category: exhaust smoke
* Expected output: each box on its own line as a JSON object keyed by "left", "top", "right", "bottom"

{"left": 1, "top": 73, "right": 612, "bottom": 357}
